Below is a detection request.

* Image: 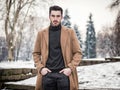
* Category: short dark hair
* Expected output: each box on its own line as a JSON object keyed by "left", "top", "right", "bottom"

{"left": 49, "top": 5, "right": 63, "bottom": 15}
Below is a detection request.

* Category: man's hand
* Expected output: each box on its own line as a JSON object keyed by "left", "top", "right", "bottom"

{"left": 40, "top": 67, "right": 51, "bottom": 76}
{"left": 59, "top": 68, "right": 72, "bottom": 76}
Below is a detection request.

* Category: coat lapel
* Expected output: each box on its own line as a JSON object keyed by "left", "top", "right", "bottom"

{"left": 43, "top": 27, "right": 49, "bottom": 48}
{"left": 43, "top": 27, "right": 49, "bottom": 63}
{"left": 61, "top": 26, "right": 68, "bottom": 57}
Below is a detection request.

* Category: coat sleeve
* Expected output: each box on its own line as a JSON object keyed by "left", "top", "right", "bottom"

{"left": 32, "top": 31, "right": 44, "bottom": 73}
{"left": 68, "top": 30, "right": 82, "bottom": 71}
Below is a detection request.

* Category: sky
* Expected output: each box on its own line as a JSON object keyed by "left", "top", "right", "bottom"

{"left": 1, "top": 61, "right": 120, "bottom": 89}
{"left": 0, "top": 0, "right": 117, "bottom": 37}
{"left": 53, "top": 0, "right": 117, "bottom": 35}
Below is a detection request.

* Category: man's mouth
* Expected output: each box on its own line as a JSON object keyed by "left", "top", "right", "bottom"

{"left": 53, "top": 21, "right": 58, "bottom": 23}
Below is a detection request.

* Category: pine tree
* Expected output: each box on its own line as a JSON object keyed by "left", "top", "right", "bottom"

{"left": 85, "top": 13, "right": 96, "bottom": 58}
{"left": 73, "top": 24, "right": 82, "bottom": 48}
{"left": 62, "top": 9, "right": 71, "bottom": 28}
{"left": 74, "top": 24, "right": 85, "bottom": 58}
{"left": 62, "top": 9, "right": 85, "bottom": 58}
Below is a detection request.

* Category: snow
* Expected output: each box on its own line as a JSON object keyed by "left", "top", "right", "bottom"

{"left": 0, "top": 60, "right": 35, "bottom": 69}
{"left": 1, "top": 61, "right": 120, "bottom": 89}
{"left": 111, "top": 57, "right": 120, "bottom": 59}
{"left": 82, "top": 58, "right": 106, "bottom": 61}
{"left": 5, "top": 76, "right": 37, "bottom": 86}
{"left": 77, "top": 62, "right": 120, "bottom": 89}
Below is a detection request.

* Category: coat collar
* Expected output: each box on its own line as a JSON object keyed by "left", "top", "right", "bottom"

{"left": 43, "top": 26, "right": 68, "bottom": 55}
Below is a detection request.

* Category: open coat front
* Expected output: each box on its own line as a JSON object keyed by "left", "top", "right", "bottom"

{"left": 33, "top": 26, "right": 82, "bottom": 90}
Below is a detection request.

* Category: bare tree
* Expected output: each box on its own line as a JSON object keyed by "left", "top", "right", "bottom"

{"left": 113, "top": 11, "right": 120, "bottom": 56}
{"left": 109, "top": 0, "right": 120, "bottom": 56}
{"left": 14, "top": 0, "right": 54, "bottom": 61}
{"left": 97, "top": 0, "right": 120, "bottom": 57}
{"left": 110, "top": 0, "right": 120, "bottom": 9}
{"left": 1, "top": 0, "right": 54, "bottom": 61}
{"left": 4, "top": 0, "right": 35, "bottom": 61}
{"left": 97, "top": 26, "right": 114, "bottom": 57}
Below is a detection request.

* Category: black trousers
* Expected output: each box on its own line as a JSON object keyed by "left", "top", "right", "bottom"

{"left": 42, "top": 72, "right": 70, "bottom": 90}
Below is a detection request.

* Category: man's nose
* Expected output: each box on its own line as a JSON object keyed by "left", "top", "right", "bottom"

{"left": 54, "top": 16, "right": 58, "bottom": 20}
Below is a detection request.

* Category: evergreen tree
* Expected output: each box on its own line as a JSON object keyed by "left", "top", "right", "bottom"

{"left": 62, "top": 9, "right": 85, "bottom": 58}
{"left": 62, "top": 9, "right": 71, "bottom": 28}
{"left": 74, "top": 24, "right": 85, "bottom": 58}
{"left": 85, "top": 13, "right": 96, "bottom": 58}
{"left": 73, "top": 24, "right": 82, "bottom": 48}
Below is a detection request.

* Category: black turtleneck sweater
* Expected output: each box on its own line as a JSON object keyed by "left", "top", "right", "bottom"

{"left": 46, "top": 24, "right": 65, "bottom": 72}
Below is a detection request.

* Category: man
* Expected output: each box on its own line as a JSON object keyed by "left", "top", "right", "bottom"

{"left": 33, "top": 5, "right": 82, "bottom": 90}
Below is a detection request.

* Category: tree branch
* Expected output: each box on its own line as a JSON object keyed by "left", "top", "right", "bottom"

{"left": 110, "top": 0, "right": 120, "bottom": 9}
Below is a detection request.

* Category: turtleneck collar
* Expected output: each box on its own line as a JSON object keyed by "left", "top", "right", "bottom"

{"left": 49, "top": 24, "right": 61, "bottom": 31}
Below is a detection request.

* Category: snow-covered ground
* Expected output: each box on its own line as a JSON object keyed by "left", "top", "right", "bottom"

{"left": 82, "top": 58, "right": 105, "bottom": 61}
{"left": 77, "top": 62, "right": 120, "bottom": 89}
{"left": 1, "top": 61, "right": 120, "bottom": 89}
{"left": 0, "top": 60, "right": 35, "bottom": 69}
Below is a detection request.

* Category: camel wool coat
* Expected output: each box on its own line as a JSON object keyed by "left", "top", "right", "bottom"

{"left": 33, "top": 26, "right": 82, "bottom": 90}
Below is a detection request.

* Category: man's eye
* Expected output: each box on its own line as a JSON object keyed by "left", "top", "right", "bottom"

{"left": 57, "top": 15, "right": 60, "bottom": 17}
{"left": 51, "top": 15, "right": 60, "bottom": 17}
{"left": 51, "top": 15, "right": 55, "bottom": 17}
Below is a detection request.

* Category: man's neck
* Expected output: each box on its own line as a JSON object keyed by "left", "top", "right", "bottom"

{"left": 49, "top": 24, "right": 61, "bottom": 31}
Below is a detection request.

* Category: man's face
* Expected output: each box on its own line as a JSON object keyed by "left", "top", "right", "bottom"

{"left": 49, "top": 10, "right": 62, "bottom": 26}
